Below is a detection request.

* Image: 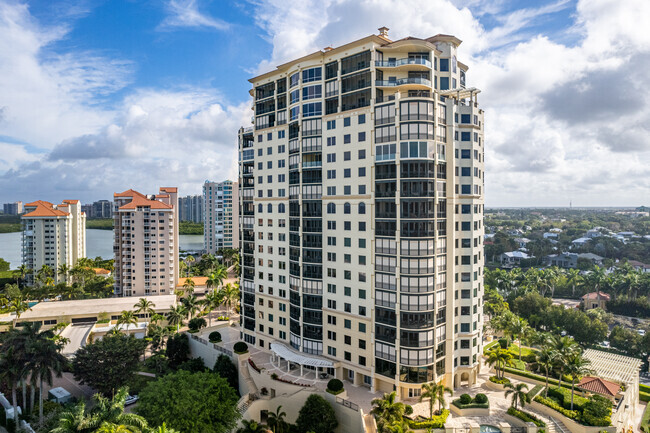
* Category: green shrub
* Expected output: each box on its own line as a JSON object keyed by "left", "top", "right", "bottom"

{"left": 208, "top": 331, "right": 221, "bottom": 343}
{"left": 475, "top": 393, "right": 488, "bottom": 404}
{"left": 534, "top": 395, "right": 580, "bottom": 421}
{"left": 489, "top": 375, "right": 511, "bottom": 385}
{"left": 453, "top": 399, "right": 489, "bottom": 409}
{"left": 507, "top": 407, "right": 546, "bottom": 427}
{"left": 640, "top": 402, "right": 650, "bottom": 432}
{"left": 547, "top": 387, "right": 589, "bottom": 412}
{"left": 408, "top": 410, "right": 449, "bottom": 429}
{"left": 582, "top": 395, "right": 612, "bottom": 427}
{"left": 188, "top": 317, "right": 207, "bottom": 332}
{"left": 327, "top": 379, "right": 344, "bottom": 393}
{"left": 233, "top": 341, "right": 248, "bottom": 354}
{"left": 641, "top": 391, "right": 650, "bottom": 402}
{"left": 499, "top": 338, "right": 509, "bottom": 349}
{"left": 460, "top": 394, "right": 472, "bottom": 404}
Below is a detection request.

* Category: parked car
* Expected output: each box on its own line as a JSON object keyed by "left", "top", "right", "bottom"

{"left": 125, "top": 395, "right": 139, "bottom": 406}
{"left": 638, "top": 329, "right": 646, "bottom": 336}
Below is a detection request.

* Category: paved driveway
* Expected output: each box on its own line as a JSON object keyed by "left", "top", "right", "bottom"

{"left": 60, "top": 324, "right": 93, "bottom": 356}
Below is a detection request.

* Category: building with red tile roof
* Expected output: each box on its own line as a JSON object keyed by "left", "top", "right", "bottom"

{"left": 21, "top": 200, "right": 86, "bottom": 285}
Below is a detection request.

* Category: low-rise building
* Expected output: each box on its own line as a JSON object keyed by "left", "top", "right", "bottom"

{"left": 545, "top": 252, "right": 578, "bottom": 268}
{"left": 628, "top": 260, "right": 650, "bottom": 273}
{"left": 571, "top": 237, "right": 590, "bottom": 247}
{"left": 499, "top": 251, "right": 532, "bottom": 267}
{"left": 581, "top": 291, "right": 611, "bottom": 310}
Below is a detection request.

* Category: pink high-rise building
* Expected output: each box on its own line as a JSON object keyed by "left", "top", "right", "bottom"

{"left": 113, "top": 187, "right": 179, "bottom": 297}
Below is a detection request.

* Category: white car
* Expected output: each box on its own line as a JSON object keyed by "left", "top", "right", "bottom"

{"left": 638, "top": 330, "right": 646, "bottom": 336}
{"left": 125, "top": 395, "right": 139, "bottom": 406}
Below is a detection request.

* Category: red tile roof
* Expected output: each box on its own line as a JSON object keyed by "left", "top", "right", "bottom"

{"left": 93, "top": 268, "right": 111, "bottom": 275}
{"left": 577, "top": 376, "right": 620, "bottom": 397}
{"left": 118, "top": 194, "right": 173, "bottom": 210}
{"left": 582, "top": 291, "right": 611, "bottom": 301}
{"left": 25, "top": 200, "right": 53, "bottom": 207}
{"left": 23, "top": 202, "right": 69, "bottom": 218}
{"left": 160, "top": 187, "right": 177, "bottom": 193}
{"left": 114, "top": 189, "right": 147, "bottom": 198}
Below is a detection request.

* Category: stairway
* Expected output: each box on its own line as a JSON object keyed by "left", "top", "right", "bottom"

{"left": 239, "top": 360, "right": 259, "bottom": 396}
{"left": 545, "top": 416, "right": 570, "bottom": 433}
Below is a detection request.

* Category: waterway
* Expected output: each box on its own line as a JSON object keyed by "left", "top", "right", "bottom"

{"left": 0, "top": 230, "right": 204, "bottom": 269}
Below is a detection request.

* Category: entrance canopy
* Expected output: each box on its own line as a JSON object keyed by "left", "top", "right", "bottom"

{"left": 270, "top": 343, "right": 334, "bottom": 368}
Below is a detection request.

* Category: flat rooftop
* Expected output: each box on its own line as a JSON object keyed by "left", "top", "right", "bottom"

{"left": 20, "top": 295, "right": 177, "bottom": 320}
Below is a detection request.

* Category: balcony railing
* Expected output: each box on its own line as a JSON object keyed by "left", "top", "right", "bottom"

{"left": 375, "top": 58, "right": 432, "bottom": 68}
{"left": 376, "top": 77, "right": 431, "bottom": 87}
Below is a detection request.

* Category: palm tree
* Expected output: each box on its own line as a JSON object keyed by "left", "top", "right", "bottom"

{"left": 28, "top": 326, "right": 67, "bottom": 423}
{"left": 564, "top": 351, "right": 593, "bottom": 410}
{"left": 52, "top": 388, "right": 149, "bottom": 433}
{"left": 420, "top": 381, "right": 452, "bottom": 418}
{"left": 267, "top": 405, "right": 288, "bottom": 433}
{"left": 166, "top": 305, "right": 188, "bottom": 331}
{"left": 566, "top": 268, "right": 582, "bottom": 297}
{"left": 371, "top": 392, "right": 411, "bottom": 431}
{"left": 222, "top": 283, "right": 240, "bottom": 317}
{"left": 551, "top": 335, "right": 578, "bottom": 389}
{"left": 134, "top": 298, "right": 156, "bottom": 320}
{"left": 237, "top": 419, "right": 269, "bottom": 433}
{"left": 116, "top": 310, "right": 138, "bottom": 331}
{"left": 184, "top": 255, "right": 195, "bottom": 277}
{"left": 536, "top": 347, "right": 554, "bottom": 396}
{"left": 15, "top": 264, "right": 31, "bottom": 287}
{"left": 202, "top": 290, "right": 223, "bottom": 327}
{"left": 181, "top": 295, "right": 201, "bottom": 319}
{"left": 509, "top": 317, "right": 529, "bottom": 361}
{"left": 182, "top": 277, "right": 195, "bottom": 296}
{"left": 232, "top": 252, "right": 241, "bottom": 276}
{"left": 486, "top": 347, "right": 513, "bottom": 379}
{"left": 504, "top": 382, "right": 528, "bottom": 409}
{"left": 96, "top": 423, "right": 143, "bottom": 433}
{"left": 57, "top": 264, "right": 70, "bottom": 284}
{"left": 150, "top": 423, "right": 180, "bottom": 433}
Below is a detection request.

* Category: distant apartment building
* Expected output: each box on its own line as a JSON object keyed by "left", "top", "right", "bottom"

{"left": 92, "top": 200, "right": 113, "bottom": 218}
{"left": 203, "top": 180, "right": 239, "bottom": 254}
{"left": 113, "top": 188, "right": 179, "bottom": 297}
{"left": 3, "top": 201, "right": 23, "bottom": 215}
{"left": 21, "top": 200, "right": 86, "bottom": 284}
{"left": 178, "top": 195, "right": 203, "bottom": 223}
{"left": 239, "top": 29, "right": 485, "bottom": 396}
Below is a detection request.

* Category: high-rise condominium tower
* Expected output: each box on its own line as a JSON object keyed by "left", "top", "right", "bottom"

{"left": 113, "top": 188, "right": 179, "bottom": 297}
{"left": 21, "top": 200, "right": 86, "bottom": 285}
{"left": 179, "top": 195, "right": 203, "bottom": 223}
{"left": 239, "top": 29, "right": 484, "bottom": 398}
{"left": 203, "top": 180, "right": 239, "bottom": 254}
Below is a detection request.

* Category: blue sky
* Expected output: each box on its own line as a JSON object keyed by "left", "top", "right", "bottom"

{"left": 0, "top": 0, "right": 649, "bottom": 206}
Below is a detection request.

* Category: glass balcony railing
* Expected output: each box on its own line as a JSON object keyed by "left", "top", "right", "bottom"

{"left": 375, "top": 58, "right": 432, "bottom": 68}
{"left": 376, "top": 77, "right": 432, "bottom": 87}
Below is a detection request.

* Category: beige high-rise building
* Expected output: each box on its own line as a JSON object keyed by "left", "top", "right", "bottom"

{"left": 239, "top": 29, "right": 485, "bottom": 398}
{"left": 203, "top": 180, "right": 239, "bottom": 254}
{"left": 113, "top": 188, "right": 179, "bottom": 297}
{"left": 21, "top": 200, "right": 86, "bottom": 284}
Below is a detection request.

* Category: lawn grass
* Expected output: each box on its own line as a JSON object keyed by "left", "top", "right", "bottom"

{"left": 511, "top": 359, "right": 527, "bottom": 370}
{"left": 508, "top": 343, "right": 537, "bottom": 357}
{"left": 641, "top": 402, "right": 650, "bottom": 432}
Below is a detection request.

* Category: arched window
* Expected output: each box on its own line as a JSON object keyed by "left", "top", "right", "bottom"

{"left": 359, "top": 202, "right": 366, "bottom": 214}
{"left": 278, "top": 203, "right": 285, "bottom": 213}
{"left": 267, "top": 203, "right": 273, "bottom": 213}
{"left": 327, "top": 203, "right": 336, "bottom": 214}
{"left": 344, "top": 203, "right": 351, "bottom": 214}
{"left": 258, "top": 204, "right": 263, "bottom": 213}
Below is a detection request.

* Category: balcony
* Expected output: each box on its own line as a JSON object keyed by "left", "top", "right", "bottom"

{"left": 375, "top": 58, "right": 432, "bottom": 69}
{"left": 375, "top": 77, "right": 431, "bottom": 90}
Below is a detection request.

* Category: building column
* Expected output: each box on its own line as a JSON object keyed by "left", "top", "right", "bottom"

{"left": 300, "top": 365, "right": 304, "bottom": 376}
{"left": 287, "top": 361, "right": 290, "bottom": 372}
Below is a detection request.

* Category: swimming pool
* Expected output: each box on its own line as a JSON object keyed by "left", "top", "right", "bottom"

{"left": 480, "top": 425, "right": 502, "bottom": 433}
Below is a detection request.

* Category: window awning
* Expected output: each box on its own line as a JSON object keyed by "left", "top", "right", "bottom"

{"left": 270, "top": 343, "right": 335, "bottom": 368}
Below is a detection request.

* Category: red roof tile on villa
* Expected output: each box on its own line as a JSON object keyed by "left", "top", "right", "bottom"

{"left": 577, "top": 376, "right": 620, "bottom": 397}
{"left": 114, "top": 189, "right": 147, "bottom": 198}
{"left": 118, "top": 194, "right": 173, "bottom": 210}
{"left": 582, "top": 291, "right": 611, "bottom": 301}
{"left": 23, "top": 202, "right": 69, "bottom": 218}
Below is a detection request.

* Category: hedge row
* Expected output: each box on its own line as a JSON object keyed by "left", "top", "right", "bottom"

{"left": 640, "top": 384, "right": 650, "bottom": 394}
{"left": 507, "top": 407, "right": 546, "bottom": 427}
{"left": 527, "top": 384, "right": 544, "bottom": 399}
{"left": 534, "top": 395, "right": 580, "bottom": 421}
{"left": 408, "top": 409, "right": 449, "bottom": 429}
{"left": 641, "top": 392, "right": 650, "bottom": 402}
{"left": 640, "top": 402, "right": 650, "bottom": 432}
{"left": 547, "top": 386, "right": 589, "bottom": 412}
{"left": 503, "top": 367, "right": 573, "bottom": 390}
{"left": 452, "top": 400, "right": 489, "bottom": 409}
{"left": 489, "top": 375, "right": 511, "bottom": 385}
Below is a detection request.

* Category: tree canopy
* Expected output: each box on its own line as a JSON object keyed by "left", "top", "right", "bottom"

{"left": 295, "top": 394, "right": 338, "bottom": 433}
{"left": 135, "top": 370, "right": 240, "bottom": 433}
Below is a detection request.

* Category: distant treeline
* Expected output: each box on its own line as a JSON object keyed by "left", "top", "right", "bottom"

{"left": 86, "top": 218, "right": 204, "bottom": 235}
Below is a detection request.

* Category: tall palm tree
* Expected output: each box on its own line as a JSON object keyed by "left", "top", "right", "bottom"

{"left": 166, "top": 305, "right": 188, "bottom": 331}
{"left": 420, "top": 381, "right": 452, "bottom": 418}
{"left": 57, "top": 264, "right": 70, "bottom": 284}
{"left": 184, "top": 255, "right": 195, "bottom": 277}
{"left": 202, "top": 290, "right": 223, "bottom": 327}
{"left": 504, "top": 382, "right": 528, "bottom": 410}
{"left": 551, "top": 335, "right": 578, "bottom": 389}
{"left": 116, "top": 310, "right": 138, "bottom": 331}
{"left": 266, "top": 405, "right": 288, "bottom": 433}
{"left": 486, "top": 347, "right": 513, "bottom": 379}
{"left": 96, "top": 423, "right": 142, "bottom": 433}
{"left": 566, "top": 268, "right": 582, "bottom": 297}
{"left": 182, "top": 278, "right": 195, "bottom": 296}
{"left": 134, "top": 298, "right": 156, "bottom": 320}
{"left": 536, "top": 347, "right": 554, "bottom": 396}
{"left": 15, "top": 264, "right": 31, "bottom": 287}
{"left": 509, "top": 317, "right": 529, "bottom": 361}
{"left": 28, "top": 326, "right": 67, "bottom": 423}
{"left": 181, "top": 295, "right": 201, "bottom": 319}
{"left": 371, "top": 392, "right": 411, "bottom": 431}
{"left": 222, "top": 283, "right": 240, "bottom": 317}
{"left": 564, "top": 352, "right": 593, "bottom": 410}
